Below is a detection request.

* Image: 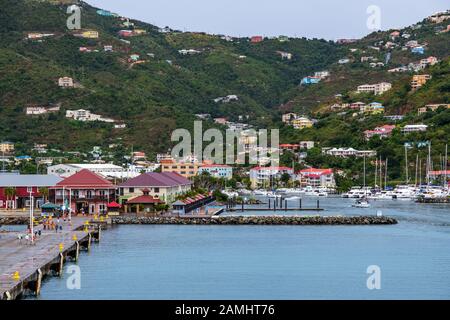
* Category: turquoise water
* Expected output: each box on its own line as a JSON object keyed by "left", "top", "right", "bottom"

{"left": 33, "top": 198, "right": 450, "bottom": 300}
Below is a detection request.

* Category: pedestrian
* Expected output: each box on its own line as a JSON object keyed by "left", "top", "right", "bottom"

{"left": 18, "top": 234, "right": 22, "bottom": 244}
{"left": 38, "top": 230, "right": 42, "bottom": 237}
{"left": 55, "top": 224, "right": 58, "bottom": 233}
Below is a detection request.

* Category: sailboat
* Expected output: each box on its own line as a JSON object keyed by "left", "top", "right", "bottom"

{"left": 352, "top": 155, "right": 371, "bottom": 208}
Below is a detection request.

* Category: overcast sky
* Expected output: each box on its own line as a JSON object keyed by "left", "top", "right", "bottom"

{"left": 86, "top": 0, "right": 449, "bottom": 40}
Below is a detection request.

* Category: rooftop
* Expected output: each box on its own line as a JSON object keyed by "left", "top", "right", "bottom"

{"left": 0, "top": 174, "right": 63, "bottom": 187}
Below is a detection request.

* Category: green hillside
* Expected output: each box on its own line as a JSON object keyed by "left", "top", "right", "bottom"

{"left": 0, "top": 0, "right": 342, "bottom": 156}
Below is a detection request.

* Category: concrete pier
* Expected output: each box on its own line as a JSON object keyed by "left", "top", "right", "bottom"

{"left": 0, "top": 217, "right": 101, "bottom": 300}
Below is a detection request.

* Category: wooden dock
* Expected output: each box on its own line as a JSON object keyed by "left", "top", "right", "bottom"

{"left": 226, "top": 197, "right": 325, "bottom": 212}
{"left": 0, "top": 217, "right": 103, "bottom": 300}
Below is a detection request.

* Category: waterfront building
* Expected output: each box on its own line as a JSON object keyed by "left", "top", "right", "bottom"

{"left": 198, "top": 164, "right": 233, "bottom": 180}
{"left": 50, "top": 169, "right": 116, "bottom": 214}
{"left": 297, "top": 168, "right": 335, "bottom": 188}
{"left": 0, "top": 173, "right": 62, "bottom": 209}
{"left": 249, "top": 166, "right": 295, "bottom": 189}
{"left": 118, "top": 172, "right": 192, "bottom": 205}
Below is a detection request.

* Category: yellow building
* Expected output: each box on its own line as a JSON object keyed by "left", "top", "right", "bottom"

{"left": 292, "top": 117, "right": 313, "bottom": 130}
{"left": 0, "top": 141, "right": 14, "bottom": 153}
{"left": 161, "top": 159, "right": 199, "bottom": 178}
{"left": 411, "top": 74, "right": 431, "bottom": 90}
{"left": 81, "top": 30, "right": 99, "bottom": 39}
{"left": 133, "top": 29, "right": 147, "bottom": 35}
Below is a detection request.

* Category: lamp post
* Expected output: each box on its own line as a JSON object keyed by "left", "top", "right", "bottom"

{"left": 29, "top": 189, "right": 34, "bottom": 245}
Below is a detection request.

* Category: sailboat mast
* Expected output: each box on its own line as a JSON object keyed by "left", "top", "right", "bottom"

{"left": 404, "top": 144, "right": 409, "bottom": 184}
{"left": 374, "top": 158, "right": 378, "bottom": 188}
{"left": 415, "top": 153, "right": 419, "bottom": 187}
{"left": 384, "top": 158, "right": 388, "bottom": 190}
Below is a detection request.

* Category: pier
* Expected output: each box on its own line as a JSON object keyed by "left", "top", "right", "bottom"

{"left": 225, "top": 197, "right": 324, "bottom": 212}
{"left": 0, "top": 217, "right": 102, "bottom": 300}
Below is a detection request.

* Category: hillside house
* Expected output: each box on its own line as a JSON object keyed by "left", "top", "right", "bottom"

{"left": 411, "top": 74, "right": 432, "bottom": 90}
{"left": 66, "top": 109, "right": 115, "bottom": 123}
{"left": 357, "top": 82, "right": 392, "bottom": 95}
{"left": 292, "top": 117, "right": 313, "bottom": 130}
{"left": 282, "top": 113, "right": 298, "bottom": 124}
{"left": 418, "top": 104, "right": 450, "bottom": 115}
{"left": 402, "top": 124, "right": 428, "bottom": 133}
{"left": 251, "top": 36, "right": 264, "bottom": 43}
{"left": 364, "top": 125, "right": 396, "bottom": 140}
{"left": 301, "top": 76, "right": 321, "bottom": 85}
{"left": 58, "top": 77, "right": 74, "bottom": 88}
{"left": 0, "top": 141, "right": 14, "bottom": 154}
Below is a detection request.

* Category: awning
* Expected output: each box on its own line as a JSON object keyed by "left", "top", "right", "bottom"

{"left": 107, "top": 201, "right": 121, "bottom": 208}
{"left": 41, "top": 202, "right": 60, "bottom": 210}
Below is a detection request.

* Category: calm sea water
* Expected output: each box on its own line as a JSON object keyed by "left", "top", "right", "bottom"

{"left": 32, "top": 198, "right": 450, "bottom": 300}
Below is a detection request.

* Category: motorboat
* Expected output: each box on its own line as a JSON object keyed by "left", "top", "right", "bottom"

{"left": 352, "top": 198, "right": 371, "bottom": 208}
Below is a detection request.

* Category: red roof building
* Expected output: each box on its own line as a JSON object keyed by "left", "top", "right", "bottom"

{"left": 251, "top": 36, "right": 264, "bottom": 43}
{"left": 118, "top": 172, "right": 192, "bottom": 204}
{"left": 364, "top": 125, "right": 396, "bottom": 140}
{"left": 50, "top": 169, "right": 116, "bottom": 214}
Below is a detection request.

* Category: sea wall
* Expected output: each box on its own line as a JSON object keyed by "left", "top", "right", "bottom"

{"left": 112, "top": 215, "right": 398, "bottom": 225}
{"left": 0, "top": 217, "right": 28, "bottom": 225}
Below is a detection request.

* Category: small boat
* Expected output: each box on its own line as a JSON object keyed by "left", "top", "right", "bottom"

{"left": 352, "top": 199, "right": 371, "bottom": 208}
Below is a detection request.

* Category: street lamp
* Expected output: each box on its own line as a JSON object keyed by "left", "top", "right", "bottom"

{"left": 29, "top": 189, "right": 34, "bottom": 245}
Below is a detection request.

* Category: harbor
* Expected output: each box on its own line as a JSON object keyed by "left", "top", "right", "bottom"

{"left": 20, "top": 197, "right": 450, "bottom": 300}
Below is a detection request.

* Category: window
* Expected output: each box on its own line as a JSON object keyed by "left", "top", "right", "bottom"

{"left": 87, "top": 190, "right": 93, "bottom": 199}
{"left": 154, "top": 188, "right": 160, "bottom": 193}
{"left": 129, "top": 188, "right": 135, "bottom": 193}
{"left": 27, "top": 187, "right": 33, "bottom": 193}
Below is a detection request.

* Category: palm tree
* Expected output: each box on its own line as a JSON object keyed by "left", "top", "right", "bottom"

{"left": 4, "top": 187, "right": 17, "bottom": 210}
{"left": 38, "top": 187, "right": 49, "bottom": 203}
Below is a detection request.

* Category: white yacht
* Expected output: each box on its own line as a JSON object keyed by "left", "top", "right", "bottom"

{"left": 392, "top": 185, "right": 417, "bottom": 200}
{"left": 343, "top": 187, "right": 370, "bottom": 198}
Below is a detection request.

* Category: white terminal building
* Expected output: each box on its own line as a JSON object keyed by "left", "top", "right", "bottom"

{"left": 47, "top": 163, "right": 157, "bottom": 179}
